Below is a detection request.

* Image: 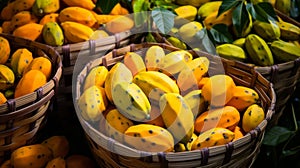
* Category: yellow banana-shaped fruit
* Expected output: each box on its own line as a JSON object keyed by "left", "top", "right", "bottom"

{"left": 216, "top": 43, "right": 247, "bottom": 62}
{"left": 10, "top": 48, "right": 33, "bottom": 78}
{"left": 242, "top": 104, "right": 265, "bottom": 132}
{"left": 59, "top": 7, "right": 97, "bottom": 27}
{"left": 159, "top": 93, "right": 194, "bottom": 144}
{"left": 112, "top": 81, "right": 151, "bottom": 121}
{"left": 178, "top": 21, "right": 203, "bottom": 43}
{"left": 11, "top": 144, "right": 53, "bottom": 168}
{"left": 61, "top": 21, "right": 94, "bottom": 43}
{"left": 177, "top": 67, "right": 199, "bottom": 95}
{"left": 144, "top": 45, "right": 165, "bottom": 71}
{"left": 124, "top": 124, "right": 174, "bottom": 152}
{"left": 0, "top": 65, "right": 15, "bottom": 91}
{"left": 245, "top": 34, "right": 274, "bottom": 66}
{"left": 232, "top": 38, "right": 246, "bottom": 48}
{"left": 132, "top": 71, "right": 179, "bottom": 104}
{"left": 104, "top": 62, "right": 133, "bottom": 103}
{"left": 62, "top": 0, "right": 95, "bottom": 10}
{"left": 83, "top": 66, "right": 108, "bottom": 91}
{"left": 159, "top": 50, "right": 193, "bottom": 76}
{"left": 123, "top": 52, "right": 146, "bottom": 76}
{"left": 183, "top": 89, "right": 207, "bottom": 119}
{"left": 270, "top": 40, "right": 300, "bottom": 62}
{"left": 105, "top": 109, "right": 134, "bottom": 143}
{"left": 277, "top": 19, "right": 300, "bottom": 41}
{"left": 78, "top": 85, "right": 108, "bottom": 122}
{"left": 191, "top": 127, "right": 235, "bottom": 150}
{"left": 42, "top": 21, "right": 64, "bottom": 46}
{"left": 32, "top": 0, "right": 60, "bottom": 17}
{"left": 197, "top": 1, "right": 222, "bottom": 19}
{"left": 253, "top": 20, "right": 281, "bottom": 41}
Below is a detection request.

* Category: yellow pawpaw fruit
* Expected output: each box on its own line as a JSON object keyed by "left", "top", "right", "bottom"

{"left": 203, "top": 9, "right": 233, "bottom": 30}
{"left": 10, "top": 48, "right": 33, "bottom": 78}
{"left": 0, "top": 65, "right": 15, "bottom": 91}
{"left": 60, "top": 21, "right": 94, "bottom": 43}
{"left": 105, "top": 16, "right": 134, "bottom": 34}
{"left": 39, "top": 13, "right": 60, "bottom": 25}
{"left": 242, "top": 104, "right": 265, "bottom": 132}
{"left": 59, "top": 7, "right": 97, "bottom": 27}
{"left": 83, "top": 65, "right": 108, "bottom": 91}
{"left": 0, "top": 1, "right": 15, "bottom": 21}
{"left": 23, "top": 56, "right": 52, "bottom": 80}
{"left": 0, "top": 92, "right": 7, "bottom": 105}
{"left": 12, "top": 23, "right": 43, "bottom": 41}
{"left": 10, "top": 11, "right": 39, "bottom": 32}
{"left": 14, "top": 69, "right": 47, "bottom": 98}
{"left": 201, "top": 74, "right": 236, "bottom": 107}
{"left": 174, "top": 5, "right": 197, "bottom": 25}
{"left": 89, "top": 30, "right": 109, "bottom": 40}
{"left": 0, "top": 36, "right": 11, "bottom": 64}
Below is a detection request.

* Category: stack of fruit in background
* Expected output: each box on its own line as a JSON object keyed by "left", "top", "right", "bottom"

{"left": 0, "top": 0, "right": 134, "bottom": 46}
{"left": 77, "top": 45, "right": 266, "bottom": 152}
{"left": 0, "top": 135, "right": 96, "bottom": 168}
{"left": 0, "top": 35, "right": 52, "bottom": 104}
{"left": 167, "top": 0, "right": 300, "bottom": 66}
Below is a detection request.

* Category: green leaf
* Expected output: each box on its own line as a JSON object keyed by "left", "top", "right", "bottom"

{"left": 252, "top": 2, "right": 277, "bottom": 22}
{"left": 133, "top": 0, "right": 149, "bottom": 27}
{"left": 193, "top": 29, "right": 217, "bottom": 55}
{"left": 96, "top": 0, "right": 120, "bottom": 14}
{"left": 263, "top": 126, "right": 294, "bottom": 146}
{"left": 218, "top": 0, "right": 242, "bottom": 16}
{"left": 151, "top": 8, "right": 175, "bottom": 34}
{"left": 209, "top": 24, "right": 233, "bottom": 44}
{"left": 232, "top": 2, "right": 249, "bottom": 37}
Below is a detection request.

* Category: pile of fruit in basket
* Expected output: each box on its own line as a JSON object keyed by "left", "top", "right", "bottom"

{"left": 0, "top": 135, "right": 96, "bottom": 168}
{"left": 77, "top": 45, "right": 266, "bottom": 152}
{"left": 0, "top": 0, "right": 134, "bottom": 46}
{"left": 0, "top": 35, "right": 53, "bottom": 103}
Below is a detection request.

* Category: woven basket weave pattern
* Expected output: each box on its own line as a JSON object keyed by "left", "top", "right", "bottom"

{"left": 75, "top": 43, "right": 275, "bottom": 168}
{"left": 0, "top": 33, "right": 62, "bottom": 164}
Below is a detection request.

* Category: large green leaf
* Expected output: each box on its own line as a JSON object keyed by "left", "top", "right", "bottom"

{"left": 218, "top": 0, "right": 242, "bottom": 16}
{"left": 193, "top": 29, "right": 217, "bottom": 55}
{"left": 151, "top": 8, "right": 175, "bottom": 34}
{"left": 251, "top": 2, "right": 278, "bottom": 22}
{"left": 232, "top": 2, "right": 249, "bottom": 37}
{"left": 209, "top": 24, "right": 233, "bottom": 44}
{"left": 263, "top": 126, "right": 294, "bottom": 146}
{"left": 96, "top": 0, "right": 120, "bottom": 14}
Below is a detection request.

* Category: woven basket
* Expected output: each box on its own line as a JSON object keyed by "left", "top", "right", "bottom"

{"left": 55, "top": 30, "right": 132, "bottom": 102}
{"left": 0, "top": 33, "right": 62, "bottom": 164}
{"left": 254, "top": 10, "right": 300, "bottom": 126}
{"left": 74, "top": 43, "right": 276, "bottom": 168}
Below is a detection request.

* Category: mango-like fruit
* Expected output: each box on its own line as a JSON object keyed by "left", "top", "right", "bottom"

{"left": 144, "top": 45, "right": 165, "bottom": 71}
{"left": 194, "top": 106, "right": 240, "bottom": 133}
{"left": 23, "top": 56, "right": 52, "bottom": 80}
{"left": 12, "top": 23, "right": 43, "bottom": 41}
{"left": 39, "top": 13, "right": 60, "bottom": 25}
{"left": 242, "top": 104, "right": 265, "bottom": 132}
{"left": 59, "top": 7, "right": 97, "bottom": 27}
{"left": 10, "top": 11, "right": 39, "bottom": 31}
{"left": 226, "top": 86, "right": 259, "bottom": 111}
{"left": 10, "top": 48, "right": 33, "bottom": 78}
{"left": 178, "top": 21, "right": 203, "bottom": 43}
{"left": 42, "top": 21, "right": 64, "bottom": 46}
{"left": 32, "top": 0, "right": 60, "bottom": 17}
{"left": 0, "top": 65, "right": 15, "bottom": 91}
{"left": 45, "top": 157, "right": 66, "bottom": 168}
{"left": 124, "top": 124, "right": 175, "bottom": 152}
{"left": 105, "top": 16, "right": 134, "bottom": 34}
{"left": 14, "top": 70, "right": 47, "bottom": 98}
{"left": 83, "top": 66, "right": 108, "bottom": 91}
{"left": 216, "top": 44, "right": 247, "bottom": 62}
{"left": 60, "top": 21, "right": 94, "bottom": 43}
{"left": 123, "top": 52, "right": 146, "bottom": 76}
{"left": 0, "top": 92, "right": 7, "bottom": 105}
{"left": 183, "top": 89, "right": 207, "bottom": 119}
{"left": 41, "top": 136, "right": 69, "bottom": 158}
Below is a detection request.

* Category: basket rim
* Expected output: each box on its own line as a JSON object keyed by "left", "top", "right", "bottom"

{"left": 74, "top": 42, "right": 276, "bottom": 165}
{"left": 0, "top": 33, "right": 63, "bottom": 113}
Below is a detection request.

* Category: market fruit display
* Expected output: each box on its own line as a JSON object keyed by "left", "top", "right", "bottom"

{"left": 0, "top": 1, "right": 134, "bottom": 46}
{"left": 0, "top": 135, "right": 96, "bottom": 168}
{"left": 0, "top": 36, "right": 53, "bottom": 99}
{"left": 77, "top": 45, "right": 266, "bottom": 153}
